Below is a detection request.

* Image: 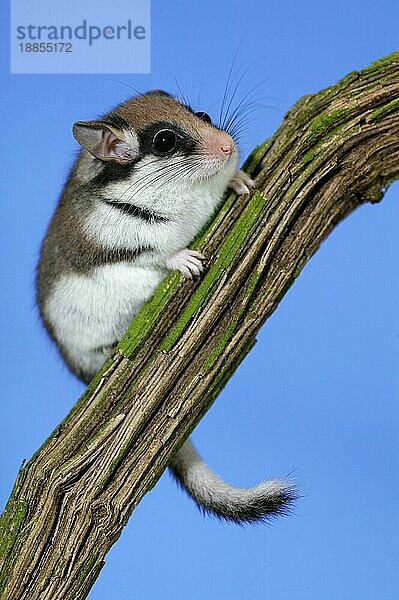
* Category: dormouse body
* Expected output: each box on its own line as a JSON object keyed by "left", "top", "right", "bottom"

{"left": 37, "top": 90, "right": 295, "bottom": 523}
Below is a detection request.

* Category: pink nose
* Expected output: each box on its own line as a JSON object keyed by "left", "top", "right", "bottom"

{"left": 220, "top": 143, "right": 233, "bottom": 156}
{"left": 205, "top": 131, "right": 235, "bottom": 159}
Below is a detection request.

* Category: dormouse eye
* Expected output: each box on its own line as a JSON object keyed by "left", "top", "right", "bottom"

{"left": 195, "top": 111, "right": 212, "bottom": 124}
{"left": 153, "top": 129, "right": 177, "bottom": 153}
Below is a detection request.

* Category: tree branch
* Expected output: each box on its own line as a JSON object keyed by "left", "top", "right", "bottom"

{"left": 1, "top": 51, "right": 399, "bottom": 599}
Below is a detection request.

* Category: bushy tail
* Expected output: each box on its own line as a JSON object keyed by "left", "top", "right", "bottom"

{"left": 170, "top": 439, "right": 297, "bottom": 524}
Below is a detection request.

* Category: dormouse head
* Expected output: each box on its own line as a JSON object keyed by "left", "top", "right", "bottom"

{"left": 72, "top": 90, "right": 238, "bottom": 187}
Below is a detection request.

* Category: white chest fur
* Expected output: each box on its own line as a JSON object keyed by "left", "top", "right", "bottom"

{"left": 44, "top": 263, "right": 163, "bottom": 377}
{"left": 82, "top": 166, "right": 232, "bottom": 258}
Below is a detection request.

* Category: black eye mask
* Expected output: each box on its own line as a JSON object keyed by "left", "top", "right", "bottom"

{"left": 138, "top": 121, "right": 198, "bottom": 157}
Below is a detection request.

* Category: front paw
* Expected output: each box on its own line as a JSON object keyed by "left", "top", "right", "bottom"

{"left": 228, "top": 170, "right": 256, "bottom": 195}
{"left": 166, "top": 249, "right": 206, "bottom": 279}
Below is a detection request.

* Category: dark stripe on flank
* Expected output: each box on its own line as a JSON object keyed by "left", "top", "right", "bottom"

{"left": 101, "top": 199, "right": 169, "bottom": 223}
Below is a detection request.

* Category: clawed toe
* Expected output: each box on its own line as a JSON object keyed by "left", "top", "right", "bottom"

{"left": 166, "top": 248, "right": 207, "bottom": 279}
{"left": 228, "top": 170, "right": 256, "bottom": 195}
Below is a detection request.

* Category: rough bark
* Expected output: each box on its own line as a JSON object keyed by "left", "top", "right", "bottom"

{"left": 1, "top": 51, "right": 399, "bottom": 599}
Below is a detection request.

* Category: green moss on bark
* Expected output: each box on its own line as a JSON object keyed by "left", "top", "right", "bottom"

{"left": 160, "top": 192, "right": 266, "bottom": 351}
{"left": 368, "top": 98, "right": 399, "bottom": 122}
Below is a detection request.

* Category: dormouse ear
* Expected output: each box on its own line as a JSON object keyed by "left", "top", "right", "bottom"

{"left": 72, "top": 120, "right": 138, "bottom": 164}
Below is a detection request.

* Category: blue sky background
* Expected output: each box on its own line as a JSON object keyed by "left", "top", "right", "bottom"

{"left": 1, "top": 1, "right": 398, "bottom": 599}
